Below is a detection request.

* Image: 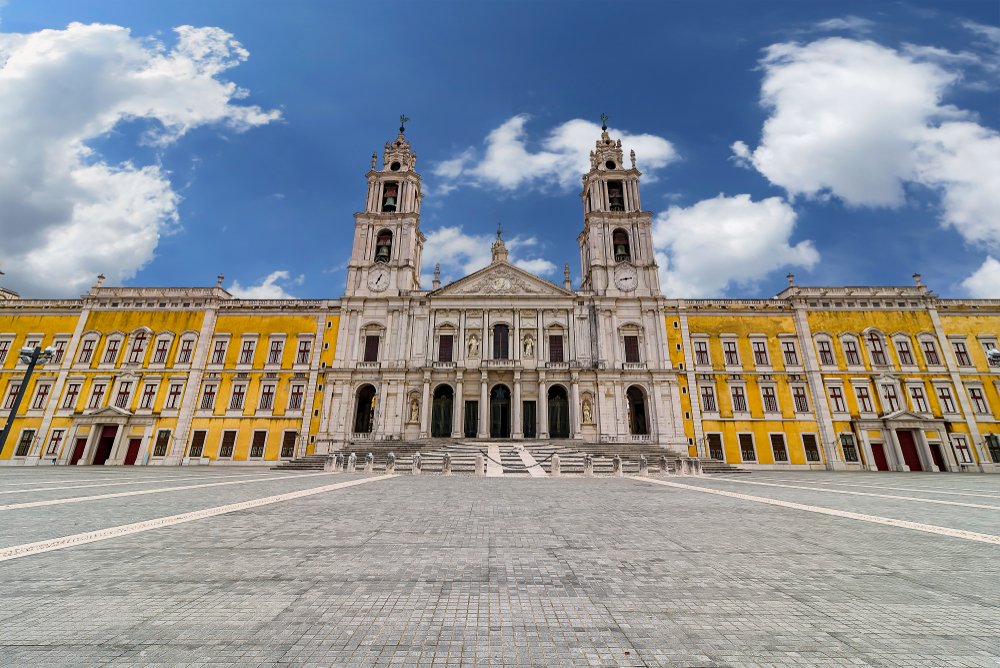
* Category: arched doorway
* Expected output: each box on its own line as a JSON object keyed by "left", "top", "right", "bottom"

{"left": 548, "top": 385, "right": 569, "bottom": 438}
{"left": 626, "top": 385, "right": 648, "bottom": 435}
{"left": 431, "top": 384, "right": 453, "bottom": 437}
{"left": 354, "top": 384, "right": 377, "bottom": 434}
{"left": 490, "top": 384, "right": 511, "bottom": 438}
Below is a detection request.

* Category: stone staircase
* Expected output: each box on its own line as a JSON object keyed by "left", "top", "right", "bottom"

{"left": 274, "top": 439, "right": 748, "bottom": 476}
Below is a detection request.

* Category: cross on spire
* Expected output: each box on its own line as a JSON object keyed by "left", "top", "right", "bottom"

{"left": 399, "top": 114, "right": 410, "bottom": 133}
{"left": 601, "top": 113, "right": 608, "bottom": 131}
{"left": 496, "top": 222, "right": 503, "bottom": 240}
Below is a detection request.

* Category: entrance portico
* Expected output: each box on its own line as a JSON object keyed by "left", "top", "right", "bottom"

{"left": 855, "top": 411, "right": 955, "bottom": 472}
{"left": 61, "top": 406, "right": 154, "bottom": 466}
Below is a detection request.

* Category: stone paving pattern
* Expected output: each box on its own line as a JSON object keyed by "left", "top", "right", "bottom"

{"left": 0, "top": 468, "right": 997, "bottom": 667}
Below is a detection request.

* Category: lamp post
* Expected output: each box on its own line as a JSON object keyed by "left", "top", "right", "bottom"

{"left": 0, "top": 345, "right": 56, "bottom": 455}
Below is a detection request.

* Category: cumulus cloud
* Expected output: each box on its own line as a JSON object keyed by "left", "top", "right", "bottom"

{"left": 0, "top": 22, "right": 279, "bottom": 297}
{"left": 421, "top": 226, "right": 557, "bottom": 285}
{"left": 732, "top": 36, "right": 1000, "bottom": 290}
{"left": 961, "top": 257, "right": 1000, "bottom": 298}
{"left": 432, "top": 115, "right": 677, "bottom": 193}
{"left": 653, "top": 194, "right": 819, "bottom": 298}
{"left": 228, "top": 270, "right": 303, "bottom": 299}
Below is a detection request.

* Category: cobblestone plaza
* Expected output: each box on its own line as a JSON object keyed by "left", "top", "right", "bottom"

{"left": 0, "top": 468, "right": 997, "bottom": 667}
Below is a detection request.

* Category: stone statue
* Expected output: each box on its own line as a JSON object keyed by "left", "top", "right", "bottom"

{"left": 582, "top": 398, "right": 593, "bottom": 424}
{"left": 523, "top": 335, "right": 534, "bottom": 359}
{"left": 409, "top": 396, "right": 419, "bottom": 423}
{"left": 468, "top": 334, "right": 480, "bottom": 357}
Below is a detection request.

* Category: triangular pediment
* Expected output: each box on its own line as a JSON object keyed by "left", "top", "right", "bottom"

{"left": 430, "top": 261, "right": 572, "bottom": 298}
{"left": 882, "top": 409, "right": 934, "bottom": 422}
{"left": 83, "top": 405, "right": 133, "bottom": 418}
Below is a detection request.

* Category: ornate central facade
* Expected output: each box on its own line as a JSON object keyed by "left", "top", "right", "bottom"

{"left": 1, "top": 124, "right": 998, "bottom": 472}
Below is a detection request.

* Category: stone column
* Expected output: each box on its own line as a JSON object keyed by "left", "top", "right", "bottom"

{"left": 914, "top": 429, "right": 937, "bottom": 472}
{"left": 452, "top": 372, "right": 464, "bottom": 438}
{"left": 538, "top": 372, "right": 549, "bottom": 439}
{"left": 419, "top": 374, "right": 431, "bottom": 438}
{"left": 857, "top": 428, "right": 877, "bottom": 472}
{"left": 570, "top": 372, "right": 581, "bottom": 439}
{"left": 887, "top": 427, "right": 908, "bottom": 471}
{"left": 478, "top": 371, "right": 489, "bottom": 438}
{"left": 512, "top": 371, "right": 523, "bottom": 439}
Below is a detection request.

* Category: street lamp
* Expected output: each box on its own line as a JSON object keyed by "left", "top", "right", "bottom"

{"left": 0, "top": 345, "right": 56, "bottom": 455}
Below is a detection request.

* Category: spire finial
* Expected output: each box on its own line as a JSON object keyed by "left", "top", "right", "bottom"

{"left": 786, "top": 273, "right": 795, "bottom": 286}
{"left": 96, "top": 273, "right": 105, "bottom": 288}
{"left": 496, "top": 221, "right": 503, "bottom": 240}
{"left": 600, "top": 113, "right": 608, "bottom": 131}
{"left": 399, "top": 114, "right": 410, "bottom": 133}
{"left": 217, "top": 274, "right": 224, "bottom": 287}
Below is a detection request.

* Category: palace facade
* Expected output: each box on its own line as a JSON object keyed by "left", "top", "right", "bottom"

{"left": 2, "top": 125, "right": 999, "bottom": 472}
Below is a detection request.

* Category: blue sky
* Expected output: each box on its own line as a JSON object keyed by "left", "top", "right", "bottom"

{"left": 0, "top": 1, "right": 997, "bottom": 299}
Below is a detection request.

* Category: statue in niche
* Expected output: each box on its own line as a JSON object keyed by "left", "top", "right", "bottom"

{"left": 523, "top": 335, "right": 534, "bottom": 359}
{"left": 467, "top": 334, "right": 480, "bottom": 357}
{"left": 582, "top": 397, "right": 593, "bottom": 424}
{"left": 408, "top": 396, "right": 419, "bottom": 423}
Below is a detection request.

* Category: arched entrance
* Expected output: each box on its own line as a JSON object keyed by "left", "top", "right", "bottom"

{"left": 490, "top": 384, "right": 511, "bottom": 438}
{"left": 353, "top": 384, "right": 377, "bottom": 434}
{"left": 548, "top": 385, "right": 569, "bottom": 438}
{"left": 626, "top": 385, "right": 649, "bottom": 435}
{"left": 431, "top": 384, "right": 453, "bottom": 437}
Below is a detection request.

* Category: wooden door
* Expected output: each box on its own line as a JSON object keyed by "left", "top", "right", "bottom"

{"left": 93, "top": 426, "right": 117, "bottom": 465}
{"left": 70, "top": 438, "right": 87, "bottom": 465}
{"left": 896, "top": 430, "right": 923, "bottom": 471}
{"left": 123, "top": 438, "right": 142, "bottom": 465}
{"left": 871, "top": 443, "right": 889, "bottom": 471}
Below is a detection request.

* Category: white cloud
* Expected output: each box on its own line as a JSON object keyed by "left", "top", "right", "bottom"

{"left": 0, "top": 22, "right": 279, "bottom": 297}
{"left": 421, "top": 226, "right": 557, "bottom": 285}
{"left": 812, "top": 16, "right": 874, "bottom": 34}
{"left": 433, "top": 115, "right": 677, "bottom": 193}
{"left": 228, "top": 270, "right": 302, "bottom": 299}
{"left": 653, "top": 194, "right": 819, "bottom": 297}
{"left": 961, "top": 257, "right": 1000, "bottom": 298}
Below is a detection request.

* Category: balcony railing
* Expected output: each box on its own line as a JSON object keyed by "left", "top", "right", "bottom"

{"left": 356, "top": 361, "right": 381, "bottom": 369}
{"left": 432, "top": 361, "right": 456, "bottom": 369}
{"left": 622, "top": 362, "right": 647, "bottom": 370}
{"left": 545, "top": 361, "right": 569, "bottom": 369}
{"left": 629, "top": 434, "right": 652, "bottom": 442}
{"left": 482, "top": 359, "right": 515, "bottom": 368}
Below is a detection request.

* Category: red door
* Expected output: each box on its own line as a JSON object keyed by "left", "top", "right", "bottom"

{"left": 92, "top": 426, "right": 118, "bottom": 466}
{"left": 70, "top": 438, "right": 87, "bottom": 465}
{"left": 896, "top": 430, "right": 923, "bottom": 471}
{"left": 871, "top": 443, "right": 889, "bottom": 471}
{"left": 929, "top": 443, "right": 946, "bottom": 471}
{"left": 123, "top": 438, "right": 142, "bottom": 465}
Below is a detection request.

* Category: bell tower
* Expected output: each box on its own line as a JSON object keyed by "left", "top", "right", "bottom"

{"left": 578, "top": 115, "right": 660, "bottom": 297}
{"left": 345, "top": 116, "right": 425, "bottom": 297}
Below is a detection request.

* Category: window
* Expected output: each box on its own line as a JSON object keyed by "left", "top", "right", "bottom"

{"left": 840, "top": 434, "right": 859, "bottom": 462}
{"left": 296, "top": 340, "right": 312, "bottom": 365}
{"left": 31, "top": 383, "right": 51, "bottom": 410}
{"left": 4, "top": 382, "right": 21, "bottom": 410}
{"left": 623, "top": 335, "right": 641, "bottom": 364}
{"left": 219, "top": 430, "right": 237, "bottom": 458}
{"left": 280, "top": 431, "right": 297, "bottom": 459}
{"left": 984, "top": 341, "right": 1000, "bottom": 368}
{"left": 103, "top": 338, "right": 120, "bottom": 364}
{"left": 211, "top": 340, "right": 227, "bottom": 365}
{"left": 738, "top": 433, "right": 756, "bottom": 461}
{"left": 51, "top": 340, "right": 67, "bottom": 364}
{"left": 761, "top": 386, "right": 779, "bottom": 413}
{"left": 882, "top": 385, "right": 900, "bottom": 412}
{"left": 952, "top": 436, "right": 973, "bottom": 464}
{"left": 127, "top": 332, "right": 147, "bottom": 364}
{"left": 493, "top": 325, "right": 510, "bottom": 360}
{"left": 986, "top": 434, "right": 1000, "bottom": 463}
{"left": 855, "top": 386, "right": 874, "bottom": 414}
{"left": 909, "top": 386, "right": 928, "bottom": 413}
{"left": 731, "top": 386, "right": 748, "bottom": 412}
{"left": 608, "top": 183, "right": 625, "bottom": 212}
{"left": 229, "top": 384, "right": 246, "bottom": 410}
{"left": 937, "top": 385, "right": 957, "bottom": 414}
{"left": 792, "top": 386, "right": 809, "bottom": 413}
{"left": 152, "top": 339, "right": 170, "bottom": 364}
{"left": 88, "top": 383, "right": 106, "bottom": 409}
{"left": 770, "top": 434, "right": 788, "bottom": 462}
{"left": 0, "top": 339, "right": 9, "bottom": 364}
{"left": 14, "top": 430, "right": 35, "bottom": 457}
{"left": 782, "top": 341, "right": 799, "bottom": 366}
{"left": 139, "top": 383, "right": 157, "bottom": 410}
{"left": 62, "top": 383, "right": 80, "bottom": 409}
{"left": 694, "top": 340, "right": 710, "bottom": 366}
{"left": 177, "top": 338, "right": 194, "bottom": 364}
{"left": 165, "top": 383, "right": 183, "bottom": 410}
{"left": 363, "top": 335, "right": 380, "bottom": 362}
{"left": 46, "top": 429, "right": 65, "bottom": 456}
{"left": 707, "top": 433, "right": 723, "bottom": 460}
{"left": 189, "top": 431, "right": 206, "bottom": 458}
{"left": 700, "top": 386, "right": 717, "bottom": 412}
{"left": 752, "top": 341, "right": 769, "bottom": 366}
{"left": 969, "top": 387, "right": 989, "bottom": 415}
{"left": 723, "top": 340, "right": 739, "bottom": 366}
{"left": 260, "top": 384, "right": 275, "bottom": 410}
{"left": 843, "top": 339, "right": 861, "bottom": 366}
{"left": 239, "top": 340, "right": 255, "bottom": 365}
{"left": 438, "top": 334, "right": 453, "bottom": 362}
{"left": 288, "top": 384, "right": 305, "bottom": 410}
{"left": 374, "top": 229, "right": 393, "bottom": 262}
{"left": 953, "top": 341, "right": 972, "bottom": 367}
{"left": 612, "top": 228, "right": 631, "bottom": 260}
{"left": 114, "top": 381, "right": 132, "bottom": 409}
{"left": 922, "top": 339, "right": 941, "bottom": 366}
{"left": 153, "top": 429, "right": 171, "bottom": 457}
{"left": 802, "top": 434, "right": 821, "bottom": 462}
{"left": 549, "top": 335, "right": 564, "bottom": 363}
{"left": 381, "top": 182, "right": 398, "bottom": 212}
{"left": 828, "top": 386, "right": 846, "bottom": 413}
{"left": 817, "top": 340, "right": 835, "bottom": 366}
{"left": 250, "top": 431, "right": 266, "bottom": 458}
{"left": 200, "top": 384, "right": 217, "bottom": 410}
{"left": 867, "top": 332, "right": 887, "bottom": 366}
{"left": 895, "top": 339, "right": 914, "bottom": 366}
{"left": 267, "top": 339, "right": 283, "bottom": 364}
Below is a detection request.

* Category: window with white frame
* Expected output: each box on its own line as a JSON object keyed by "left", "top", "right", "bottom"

{"left": 0, "top": 338, "right": 11, "bottom": 364}
{"left": 840, "top": 434, "right": 859, "bottom": 462}
{"left": 781, "top": 340, "right": 799, "bottom": 366}
{"left": 259, "top": 383, "right": 276, "bottom": 410}
{"left": 968, "top": 387, "right": 989, "bottom": 415}
{"left": 985, "top": 434, "right": 1000, "bottom": 463}
{"left": 816, "top": 338, "right": 835, "bottom": 366}
{"left": 952, "top": 340, "right": 973, "bottom": 367}
{"left": 623, "top": 335, "right": 641, "bottom": 364}
{"left": 164, "top": 383, "right": 183, "bottom": 410}
{"left": 239, "top": 339, "right": 256, "bottom": 365}
{"left": 114, "top": 381, "right": 132, "bottom": 409}
{"left": 296, "top": 339, "right": 312, "bottom": 365}
{"left": 219, "top": 430, "right": 236, "bottom": 458}
{"left": 88, "top": 383, "right": 106, "bottom": 409}
{"left": 127, "top": 331, "right": 148, "bottom": 364}
{"left": 936, "top": 385, "right": 958, "bottom": 414}
{"left": 51, "top": 339, "right": 67, "bottom": 364}
{"left": 153, "top": 429, "right": 171, "bottom": 457}
{"left": 700, "top": 385, "right": 717, "bottom": 412}
{"left": 139, "top": 383, "right": 158, "bottom": 410}
{"left": 3, "top": 382, "right": 21, "bottom": 410}
{"left": 894, "top": 337, "right": 915, "bottom": 366}
{"left": 14, "top": 429, "right": 35, "bottom": 457}
{"left": 152, "top": 338, "right": 170, "bottom": 364}
{"left": 77, "top": 338, "right": 96, "bottom": 364}
{"left": 792, "top": 385, "right": 809, "bottom": 413}
{"left": 866, "top": 332, "right": 888, "bottom": 366}
{"left": 881, "top": 384, "right": 900, "bottom": 413}
{"left": 722, "top": 339, "right": 739, "bottom": 366}
{"left": 738, "top": 433, "right": 756, "bottom": 462}
{"left": 730, "top": 385, "right": 748, "bottom": 413}
{"left": 761, "top": 386, "right": 779, "bottom": 413}
{"left": 920, "top": 338, "right": 941, "bottom": 366}
{"left": 200, "top": 384, "right": 217, "bottom": 410}
{"left": 45, "top": 429, "right": 65, "bottom": 456}
{"left": 908, "top": 385, "right": 929, "bottom": 413}
{"left": 842, "top": 338, "right": 862, "bottom": 367}
{"left": 802, "top": 434, "right": 821, "bottom": 462}
{"left": 249, "top": 431, "right": 267, "bottom": 458}
{"left": 288, "top": 384, "right": 305, "bottom": 410}
{"left": 102, "top": 337, "right": 121, "bottom": 365}
{"left": 229, "top": 384, "right": 247, "bottom": 410}
{"left": 982, "top": 339, "right": 999, "bottom": 368}
{"left": 210, "top": 339, "right": 227, "bottom": 365}
{"left": 693, "top": 340, "right": 710, "bottom": 366}
{"left": 62, "top": 382, "right": 81, "bottom": 409}
{"left": 751, "top": 340, "right": 769, "bottom": 367}
{"left": 770, "top": 434, "right": 788, "bottom": 462}
{"left": 267, "top": 339, "right": 284, "bottom": 365}
{"left": 951, "top": 435, "right": 973, "bottom": 464}
{"left": 827, "top": 386, "right": 847, "bottom": 413}
{"left": 176, "top": 337, "right": 195, "bottom": 364}
{"left": 30, "top": 383, "right": 51, "bottom": 410}
{"left": 855, "top": 385, "right": 874, "bottom": 414}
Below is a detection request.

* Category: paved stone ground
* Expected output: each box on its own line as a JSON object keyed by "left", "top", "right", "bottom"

{"left": 0, "top": 467, "right": 997, "bottom": 667}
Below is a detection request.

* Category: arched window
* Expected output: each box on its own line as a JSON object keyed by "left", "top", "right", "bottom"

{"left": 492, "top": 324, "right": 509, "bottom": 360}
{"left": 613, "top": 229, "right": 631, "bottom": 262}
{"left": 381, "top": 182, "right": 398, "bottom": 212}
{"left": 608, "top": 180, "right": 625, "bottom": 211}
{"left": 374, "top": 230, "right": 392, "bottom": 263}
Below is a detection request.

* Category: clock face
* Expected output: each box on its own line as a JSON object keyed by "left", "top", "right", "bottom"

{"left": 614, "top": 265, "right": 638, "bottom": 291}
{"left": 367, "top": 268, "right": 390, "bottom": 292}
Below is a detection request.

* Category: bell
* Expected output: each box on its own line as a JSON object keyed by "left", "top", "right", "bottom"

{"left": 376, "top": 245, "right": 390, "bottom": 259}
{"left": 615, "top": 244, "right": 629, "bottom": 258}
